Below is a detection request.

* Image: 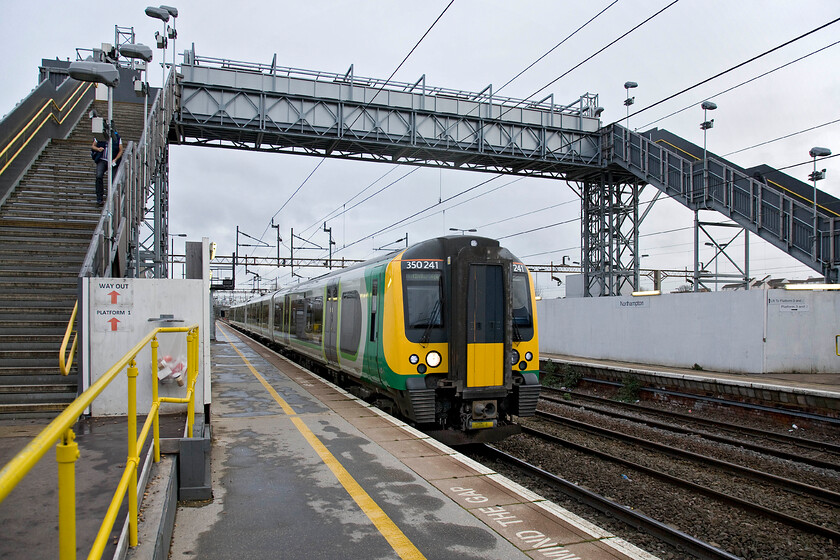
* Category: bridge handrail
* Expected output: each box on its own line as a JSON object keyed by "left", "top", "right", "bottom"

{"left": 0, "top": 80, "right": 94, "bottom": 198}
{"left": 608, "top": 124, "right": 840, "bottom": 278}
{"left": 0, "top": 324, "right": 200, "bottom": 560}
{"left": 188, "top": 53, "right": 597, "bottom": 116}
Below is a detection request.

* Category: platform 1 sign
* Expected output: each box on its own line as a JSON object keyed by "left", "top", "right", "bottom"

{"left": 93, "top": 281, "right": 134, "bottom": 332}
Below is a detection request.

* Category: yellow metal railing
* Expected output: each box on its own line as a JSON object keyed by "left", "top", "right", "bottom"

{"left": 60, "top": 301, "right": 79, "bottom": 376}
{"left": 0, "top": 81, "right": 93, "bottom": 178}
{"left": 0, "top": 324, "right": 200, "bottom": 560}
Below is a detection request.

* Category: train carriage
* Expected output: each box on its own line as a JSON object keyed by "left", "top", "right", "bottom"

{"left": 229, "top": 235, "right": 540, "bottom": 443}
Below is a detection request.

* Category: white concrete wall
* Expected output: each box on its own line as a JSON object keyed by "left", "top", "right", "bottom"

{"left": 82, "top": 277, "right": 211, "bottom": 416}
{"left": 537, "top": 289, "right": 840, "bottom": 374}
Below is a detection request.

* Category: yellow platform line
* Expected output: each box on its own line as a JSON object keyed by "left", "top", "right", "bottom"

{"left": 218, "top": 325, "right": 426, "bottom": 560}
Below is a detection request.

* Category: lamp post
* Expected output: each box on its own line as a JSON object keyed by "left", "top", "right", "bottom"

{"left": 700, "top": 100, "right": 717, "bottom": 201}
{"left": 808, "top": 146, "right": 831, "bottom": 264}
{"left": 145, "top": 6, "right": 170, "bottom": 88}
{"left": 449, "top": 227, "right": 477, "bottom": 235}
{"left": 694, "top": 100, "right": 717, "bottom": 292}
{"left": 623, "top": 81, "right": 637, "bottom": 130}
{"left": 119, "top": 43, "right": 153, "bottom": 277}
{"left": 160, "top": 6, "right": 178, "bottom": 74}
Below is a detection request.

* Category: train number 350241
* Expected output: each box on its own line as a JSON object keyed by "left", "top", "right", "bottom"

{"left": 404, "top": 260, "right": 440, "bottom": 269}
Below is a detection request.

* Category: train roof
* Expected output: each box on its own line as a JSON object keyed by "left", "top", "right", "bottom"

{"left": 232, "top": 236, "right": 524, "bottom": 307}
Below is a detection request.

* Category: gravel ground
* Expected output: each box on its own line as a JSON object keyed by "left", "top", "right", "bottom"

{"left": 486, "top": 392, "right": 840, "bottom": 560}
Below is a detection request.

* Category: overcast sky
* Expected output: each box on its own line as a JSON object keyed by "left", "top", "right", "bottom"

{"left": 2, "top": 1, "right": 839, "bottom": 296}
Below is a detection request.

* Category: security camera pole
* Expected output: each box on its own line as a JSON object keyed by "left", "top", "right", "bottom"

{"left": 145, "top": 6, "right": 170, "bottom": 88}
{"left": 808, "top": 146, "right": 831, "bottom": 264}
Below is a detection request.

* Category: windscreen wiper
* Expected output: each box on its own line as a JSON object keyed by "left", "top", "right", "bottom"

{"left": 420, "top": 299, "right": 440, "bottom": 345}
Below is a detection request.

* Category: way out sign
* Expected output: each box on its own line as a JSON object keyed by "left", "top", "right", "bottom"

{"left": 93, "top": 281, "right": 134, "bottom": 332}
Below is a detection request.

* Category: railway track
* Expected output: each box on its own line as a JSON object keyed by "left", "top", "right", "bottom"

{"left": 524, "top": 418, "right": 840, "bottom": 541}
{"left": 477, "top": 444, "right": 741, "bottom": 560}
{"left": 540, "top": 387, "right": 840, "bottom": 472}
{"left": 484, "top": 387, "right": 840, "bottom": 558}
{"left": 561, "top": 376, "right": 840, "bottom": 426}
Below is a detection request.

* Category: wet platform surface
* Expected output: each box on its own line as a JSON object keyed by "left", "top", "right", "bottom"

{"left": 169, "top": 324, "right": 655, "bottom": 560}
{"left": 0, "top": 414, "right": 184, "bottom": 559}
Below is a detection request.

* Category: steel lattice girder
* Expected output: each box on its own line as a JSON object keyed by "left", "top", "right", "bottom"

{"left": 175, "top": 65, "right": 603, "bottom": 180}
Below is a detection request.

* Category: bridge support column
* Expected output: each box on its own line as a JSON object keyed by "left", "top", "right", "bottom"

{"left": 582, "top": 173, "right": 640, "bottom": 296}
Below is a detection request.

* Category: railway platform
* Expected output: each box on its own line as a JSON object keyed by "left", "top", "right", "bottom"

{"left": 542, "top": 352, "right": 840, "bottom": 415}
{"left": 164, "top": 324, "right": 655, "bottom": 560}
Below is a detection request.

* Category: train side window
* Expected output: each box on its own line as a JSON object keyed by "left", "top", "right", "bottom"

{"left": 340, "top": 291, "right": 361, "bottom": 355}
{"left": 308, "top": 295, "right": 323, "bottom": 344}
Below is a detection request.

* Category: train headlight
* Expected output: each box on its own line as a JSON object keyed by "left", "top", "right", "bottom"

{"left": 409, "top": 354, "right": 419, "bottom": 365}
{"left": 510, "top": 349, "right": 520, "bottom": 365}
{"left": 426, "top": 351, "right": 442, "bottom": 368}
{"left": 519, "top": 361, "right": 527, "bottom": 370}
{"left": 525, "top": 351, "right": 533, "bottom": 361}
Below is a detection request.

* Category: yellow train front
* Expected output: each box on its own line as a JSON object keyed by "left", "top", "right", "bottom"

{"left": 229, "top": 235, "right": 541, "bottom": 444}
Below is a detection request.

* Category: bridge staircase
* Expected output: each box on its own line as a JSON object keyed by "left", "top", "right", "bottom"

{"left": 605, "top": 125, "right": 840, "bottom": 283}
{"left": 0, "top": 100, "right": 146, "bottom": 416}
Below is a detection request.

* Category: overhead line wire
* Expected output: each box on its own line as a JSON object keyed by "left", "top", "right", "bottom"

{"left": 522, "top": 0, "right": 680, "bottom": 110}
{"left": 337, "top": 174, "right": 504, "bottom": 252}
{"left": 344, "top": 0, "right": 455, "bottom": 132}
{"left": 722, "top": 117, "right": 840, "bottom": 157}
{"left": 538, "top": 16, "right": 840, "bottom": 166}
{"left": 618, "top": 15, "right": 840, "bottom": 126}
{"left": 496, "top": 0, "right": 619, "bottom": 94}
{"left": 240, "top": 1, "right": 455, "bottom": 285}
{"left": 298, "top": 165, "right": 402, "bottom": 237}
{"left": 637, "top": 39, "right": 840, "bottom": 130}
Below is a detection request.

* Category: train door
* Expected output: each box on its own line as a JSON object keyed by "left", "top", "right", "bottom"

{"left": 324, "top": 282, "right": 339, "bottom": 364}
{"left": 466, "top": 264, "right": 505, "bottom": 387}
{"left": 364, "top": 265, "right": 385, "bottom": 386}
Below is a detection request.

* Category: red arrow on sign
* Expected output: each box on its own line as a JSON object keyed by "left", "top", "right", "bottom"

{"left": 107, "top": 318, "right": 120, "bottom": 331}
{"left": 108, "top": 290, "right": 120, "bottom": 304}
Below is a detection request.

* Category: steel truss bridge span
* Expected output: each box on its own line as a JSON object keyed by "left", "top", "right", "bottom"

{"left": 168, "top": 50, "right": 838, "bottom": 290}
{"left": 175, "top": 54, "right": 602, "bottom": 179}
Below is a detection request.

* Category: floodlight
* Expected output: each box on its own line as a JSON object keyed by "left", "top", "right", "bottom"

{"left": 145, "top": 6, "right": 170, "bottom": 21}
{"left": 810, "top": 147, "right": 831, "bottom": 158}
{"left": 120, "top": 43, "right": 153, "bottom": 63}
{"left": 68, "top": 61, "right": 119, "bottom": 87}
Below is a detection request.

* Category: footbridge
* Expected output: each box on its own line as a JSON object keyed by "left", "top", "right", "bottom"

{"left": 1, "top": 42, "right": 839, "bottom": 413}
{"left": 171, "top": 50, "right": 840, "bottom": 290}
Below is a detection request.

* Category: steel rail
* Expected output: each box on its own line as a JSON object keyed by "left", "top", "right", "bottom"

{"left": 541, "top": 387, "right": 840, "bottom": 471}
{"left": 523, "top": 423, "right": 840, "bottom": 541}
{"left": 535, "top": 409, "right": 840, "bottom": 507}
{"left": 574, "top": 376, "right": 840, "bottom": 426}
{"left": 478, "top": 444, "right": 741, "bottom": 560}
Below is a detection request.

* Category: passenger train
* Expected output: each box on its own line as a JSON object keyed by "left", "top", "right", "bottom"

{"left": 228, "top": 235, "right": 540, "bottom": 443}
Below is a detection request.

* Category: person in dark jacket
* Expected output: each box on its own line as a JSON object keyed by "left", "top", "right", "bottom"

{"left": 91, "top": 129, "right": 123, "bottom": 206}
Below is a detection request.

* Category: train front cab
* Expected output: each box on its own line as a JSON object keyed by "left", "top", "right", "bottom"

{"left": 382, "top": 237, "right": 541, "bottom": 442}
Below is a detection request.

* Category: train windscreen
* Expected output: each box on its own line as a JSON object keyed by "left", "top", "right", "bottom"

{"left": 403, "top": 270, "right": 444, "bottom": 343}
